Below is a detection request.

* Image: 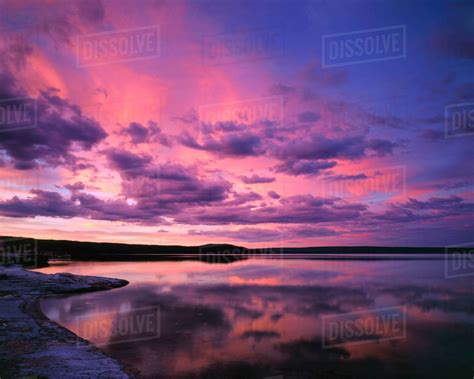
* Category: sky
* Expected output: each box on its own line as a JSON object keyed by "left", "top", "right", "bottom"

{"left": 0, "top": 0, "right": 472, "bottom": 247}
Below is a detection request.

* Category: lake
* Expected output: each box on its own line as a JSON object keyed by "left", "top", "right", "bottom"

{"left": 36, "top": 256, "right": 473, "bottom": 378}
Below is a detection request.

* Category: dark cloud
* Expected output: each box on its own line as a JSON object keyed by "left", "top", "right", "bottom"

{"left": 324, "top": 174, "right": 368, "bottom": 181}
{"left": 0, "top": 190, "right": 79, "bottom": 218}
{"left": 274, "top": 135, "right": 398, "bottom": 162}
{"left": 177, "top": 116, "right": 398, "bottom": 178}
{"left": 120, "top": 122, "right": 149, "bottom": 144}
{"left": 64, "top": 182, "right": 85, "bottom": 192}
{"left": 0, "top": 151, "right": 234, "bottom": 223}
{"left": 373, "top": 196, "right": 474, "bottom": 223}
{"left": 188, "top": 225, "right": 340, "bottom": 242}
{"left": 404, "top": 195, "right": 468, "bottom": 211}
{"left": 119, "top": 121, "right": 172, "bottom": 146}
{"left": 267, "top": 190, "right": 280, "bottom": 199}
{"left": 224, "top": 191, "right": 262, "bottom": 206}
{"left": 106, "top": 149, "right": 153, "bottom": 172}
{"left": 0, "top": 73, "right": 107, "bottom": 170}
{"left": 240, "top": 174, "right": 275, "bottom": 184}
{"left": 180, "top": 129, "right": 263, "bottom": 157}
{"left": 274, "top": 160, "right": 337, "bottom": 176}
{"left": 105, "top": 150, "right": 232, "bottom": 210}
{"left": 239, "top": 330, "right": 280, "bottom": 341}
{"left": 175, "top": 195, "right": 366, "bottom": 226}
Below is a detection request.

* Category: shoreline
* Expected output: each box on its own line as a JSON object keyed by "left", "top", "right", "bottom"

{"left": 0, "top": 266, "right": 135, "bottom": 378}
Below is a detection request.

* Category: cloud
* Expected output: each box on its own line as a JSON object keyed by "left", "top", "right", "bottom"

{"left": 107, "top": 149, "right": 232, "bottom": 208}
{"left": 373, "top": 196, "right": 474, "bottom": 223}
{"left": 120, "top": 122, "right": 150, "bottom": 144}
{"left": 240, "top": 174, "right": 275, "bottom": 184}
{"left": 274, "top": 135, "right": 398, "bottom": 162}
{"left": 180, "top": 129, "right": 264, "bottom": 157}
{"left": 177, "top": 113, "right": 398, "bottom": 177}
{"left": 274, "top": 160, "right": 337, "bottom": 176}
{"left": 0, "top": 190, "right": 80, "bottom": 218}
{"left": 267, "top": 190, "right": 280, "bottom": 199}
{"left": 0, "top": 76, "right": 107, "bottom": 170}
{"left": 106, "top": 149, "right": 153, "bottom": 173}
{"left": 119, "top": 121, "right": 172, "bottom": 146}
{"left": 175, "top": 195, "right": 366, "bottom": 226}
{"left": 324, "top": 174, "right": 368, "bottom": 181}
{"left": 239, "top": 330, "right": 280, "bottom": 341}
{"left": 188, "top": 225, "right": 341, "bottom": 242}
{"left": 64, "top": 182, "right": 85, "bottom": 192}
{"left": 403, "top": 195, "right": 468, "bottom": 211}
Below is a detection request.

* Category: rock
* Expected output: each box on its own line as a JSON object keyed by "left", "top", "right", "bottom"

{"left": 0, "top": 265, "right": 134, "bottom": 378}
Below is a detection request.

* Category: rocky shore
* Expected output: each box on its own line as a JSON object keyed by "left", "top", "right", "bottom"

{"left": 0, "top": 266, "right": 134, "bottom": 378}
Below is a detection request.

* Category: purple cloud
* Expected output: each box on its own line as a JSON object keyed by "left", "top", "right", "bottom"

{"left": 175, "top": 195, "right": 367, "bottom": 225}
{"left": 119, "top": 121, "right": 171, "bottom": 146}
{"left": 324, "top": 174, "right": 369, "bottom": 181}
{"left": 274, "top": 135, "right": 397, "bottom": 162}
{"left": 0, "top": 72, "right": 107, "bottom": 170}
{"left": 267, "top": 190, "right": 281, "bottom": 199}
{"left": 180, "top": 129, "right": 263, "bottom": 157}
{"left": 240, "top": 174, "right": 275, "bottom": 184}
{"left": 274, "top": 160, "right": 337, "bottom": 176}
{"left": 373, "top": 196, "right": 474, "bottom": 223}
{"left": 189, "top": 225, "right": 340, "bottom": 243}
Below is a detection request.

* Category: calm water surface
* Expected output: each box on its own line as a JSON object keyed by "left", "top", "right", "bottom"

{"left": 36, "top": 257, "right": 473, "bottom": 379}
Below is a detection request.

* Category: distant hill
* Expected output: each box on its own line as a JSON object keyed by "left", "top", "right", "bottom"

{"left": 0, "top": 236, "right": 454, "bottom": 265}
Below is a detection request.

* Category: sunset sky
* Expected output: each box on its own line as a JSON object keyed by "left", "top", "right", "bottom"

{"left": 0, "top": 0, "right": 472, "bottom": 247}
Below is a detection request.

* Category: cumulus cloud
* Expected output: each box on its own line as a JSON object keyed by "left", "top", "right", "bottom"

{"left": 0, "top": 72, "right": 107, "bottom": 170}
{"left": 119, "top": 121, "right": 172, "bottom": 146}
{"left": 177, "top": 116, "right": 399, "bottom": 178}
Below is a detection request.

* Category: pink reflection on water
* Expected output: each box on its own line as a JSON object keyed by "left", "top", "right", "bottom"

{"left": 36, "top": 259, "right": 473, "bottom": 378}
